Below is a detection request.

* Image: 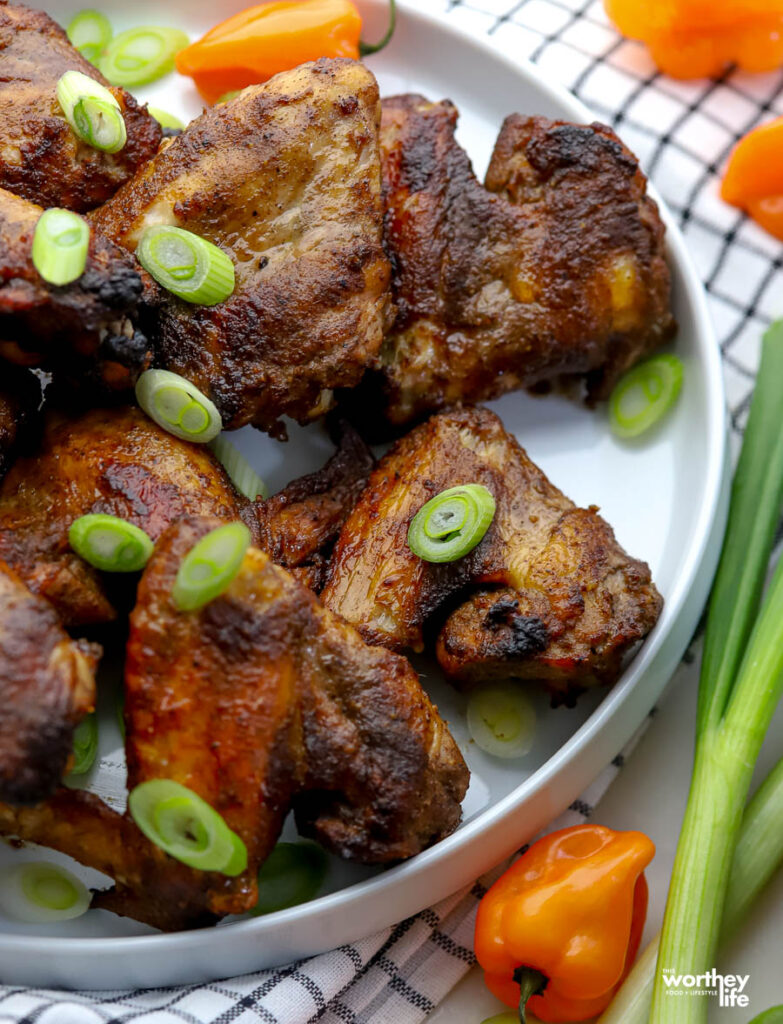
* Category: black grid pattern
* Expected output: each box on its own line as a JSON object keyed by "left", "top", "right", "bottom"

{"left": 3, "top": 1, "right": 777, "bottom": 1020}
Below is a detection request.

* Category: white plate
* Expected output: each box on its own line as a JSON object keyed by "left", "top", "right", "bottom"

{"left": 0, "top": 0, "right": 728, "bottom": 988}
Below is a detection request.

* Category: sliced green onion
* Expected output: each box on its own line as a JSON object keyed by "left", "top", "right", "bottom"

{"left": 136, "top": 369, "right": 222, "bottom": 443}
{"left": 32, "top": 208, "right": 90, "bottom": 286}
{"left": 128, "top": 779, "right": 247, "bottom": 875}
{"left": 210, "top": 435, "right": 267, "bottom": 500}
{"left": 147, "top": 106, "right": 185, "bottom": 132}
{"left": 172, "top": 521, "right": 251, "bottom": 611}
{"left": 99, "top": 26, "right": 189, "bottom": 87}
{"left": 136, "top": 226, "right": 234, "bottom": 306}
{"left": 0, "top": 862, "right": 90, "bottom": 922}
{"left": 408, "top": 484, "right": 495, "bottom": 563}
{"left": 56, "top": 70, "right": 126, "bottom": 153}
{"left": 216, "top": 90, "right": 241, "bottom": 105}
{"left": 251, "top": 842, "right": 328, "bottom": 915}
{"left": 68, "top": 714, "right": 98, "bottom": 776}
{"left": 467, "top": 684, "right": 536, "bottom": 759}
{"left": 66, "top": 10, "right": 112, "bottom": 63}
{"left": 69, "top": 513, "right": 153, "bottom": 572}
{"left": 609, "top": 354, "right": 684, "bottom": 440}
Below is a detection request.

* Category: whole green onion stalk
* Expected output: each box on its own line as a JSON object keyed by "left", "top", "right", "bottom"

{"left": 648, "top": 321, "right": 783, "bottom": 1024}
{"left": 598, "top": 754, "right": 783, "bottom": 1023}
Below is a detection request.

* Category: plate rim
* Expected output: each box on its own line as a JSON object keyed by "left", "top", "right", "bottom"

{"left": 0, "top": 0, "right": 728, "bottom": 978}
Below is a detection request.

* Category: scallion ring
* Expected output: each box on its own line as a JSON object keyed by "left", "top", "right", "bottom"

{"left": 407, "top": 484, "right": 495, "bottom": 563}
{"left": 172, "top": 521, "right": 251, "bottom": 611}
{"left": 251, "top": 841, "right": 328, "bottom": 916}
{"left": 136, "top": 225, "right": 234, "bottom": 306}
{"left": 32, "top": 208, "right": 90, "bottom": 287}
{"left": 66, "top": 10, "right": 113, "bottom": 63}
{"left": 99, "top": 26, "right": 189, "bottom": 87}
{"left": 69, "top": 514, "right": 154, "bottom": 572}
{"left": 210, "top": 435, "right": 267, "bottom": 500}
{"left": 56, "top": 70, "right": 127, "bottom": 153}
{"left": 128, "top": 779, "right": 247, "bottom": 875}
{"left": 467, "top": 683, "right": 536, "bottom": 759}
{"left": 68, "top": 714, "right": 98, "bottom": 776}
{"left": 135, "top": 369, "right": 222, "bottom": 443}
{"left": 148, "top": 106, "right": 185, "bottom": 132}
{"left": 608, "top": 354, "right": 684, "bottom": 440}
{"left": 0, "top": 862, "right": 90, "bottom": 923}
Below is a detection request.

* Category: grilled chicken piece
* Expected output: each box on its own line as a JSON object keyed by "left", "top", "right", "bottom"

{"left": 0, "top": 789, "right": 222, "bottom": 931}
{"left": 91, "top": 59, "right": 393, "bottom": 435}
{"left": 0, "top": 187, "right": 155, "bottom": 390}
{"left": 348, "top": 96, "right": 674, "bottom": 432}
{"left": 0, "top": 365, "right": 40, "bottom": 481}
{"left": 0, "top": 562, "right": 98, "bottom": 804}
{"left": 0, "top": 517, "right": 467, "bottom": 931}
{"left": 0, "top": 406, "right": 258, "bottom": 627}
{"left": 256, "top": 419, "right": 374, "bottom": 591}
{"left": 321, "top": 407, "right": 662, "bottom": 700}
{"left": 0, "top": 1, "right": 162, "bottom": 212}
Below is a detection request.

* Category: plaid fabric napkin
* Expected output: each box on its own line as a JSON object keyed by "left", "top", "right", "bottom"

{"left": 3, "top": 0, "right": 780, "bottom": 1019}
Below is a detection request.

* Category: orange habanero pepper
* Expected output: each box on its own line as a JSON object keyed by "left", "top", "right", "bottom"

{"left": 176, "top": 0, "right": 396, "bottom": 105}
{"left": 722, "top": 117, "right": 783, "bottom": 242}
{"left": 474, "top": 824, "right": 654, "bottom": 1023}
{"left": 604, "top": 0, "right": 783, "bottom": 79}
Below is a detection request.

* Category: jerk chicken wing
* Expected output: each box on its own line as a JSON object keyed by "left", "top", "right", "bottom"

{"left": 91, "top": 59, "right": 393, "bottom": 435}
{"left": 347, "top": 95, "right": 674, "bottom": 431}
{"left": 0, "top": 406, "right": 258, "bottom": 627}
{"left": 0, "top": 517, "right": 468, "bottom": 930}
{"left": 0, "top": 561, "right": 98, "bottom": 804}
{"left": 321, "top": 407, "right": 662, "bottom": 700}
{"left": 0, "top": 1, "right": 162, "bottom": 212}
{"left": 0, "top": 187, "right": 155, "bottom": 390}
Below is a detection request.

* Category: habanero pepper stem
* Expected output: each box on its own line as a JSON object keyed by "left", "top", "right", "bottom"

{"left": 175, "top": 0, "right": 397, "bottom": 106}
{"left": 474, "top": 824, "right": 654, "bottom": 1023}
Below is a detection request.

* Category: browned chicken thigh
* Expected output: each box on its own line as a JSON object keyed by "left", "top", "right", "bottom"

{"left": 91, "top": 59, "right": 393, "bottom": 435}
{"left": 0, "top": 561, "right": 98, "bottom": 804}
{"left": 322, "top": 407, "right": 662, "bottom": 701}
{"left": 0, "top": 187, "right": 155, "bottom": 390}
{"left": 0, "top": 406, "right": 257, "bottom": 627}
{"left": 0, "top": 517, "right": 468, "bottom": 930}
{"left": 347, "top": 95, "right": 674, "bottom": 432}
{"left": 0, "top": 1, "right": 161, "bottom": 212}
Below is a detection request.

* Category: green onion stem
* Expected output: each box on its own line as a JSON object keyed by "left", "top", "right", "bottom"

{"left": 648, "top": 324, "right": 783, "bottom": 1024}
{"left": 698, "top": 322, "right": 783, "bottom": 735}
{"left": 599, "top": 755, "right": 783, "bottom": 1023}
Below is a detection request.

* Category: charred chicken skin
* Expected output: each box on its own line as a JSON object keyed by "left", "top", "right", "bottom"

{"left": 91, "top": 59, "right": 393, "bottom": 435}
{"left": 0, "top": 561, "right": 98, "bottom": 804}
{"left": 0, "top": 187, "right": 155, "bottom": 390}
{"left": 349, "top": 95, "right": 674, "bottom": 431}
{"left": 0, "top": 517, "right": 468, "bottom": 930}
{"left": 0, "top": 1, "right": 162, "bottom": 212}
{"left": 321, "top": 407, "right": 662, "bottom": 700}
{"left": 0, "top": 406, "right": 258, "bottom": 627}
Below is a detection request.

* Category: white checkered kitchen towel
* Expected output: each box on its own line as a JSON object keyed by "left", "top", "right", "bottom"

{"left": 2, "top": 0, "right": 781, "bottom": 1019}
